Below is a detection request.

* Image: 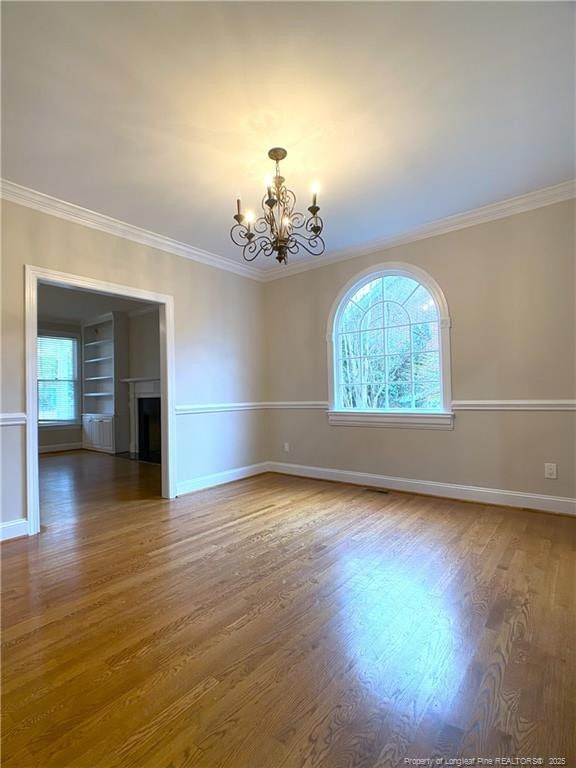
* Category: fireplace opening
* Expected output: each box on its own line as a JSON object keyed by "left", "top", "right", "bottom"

{"left": 138, "top": 397, "right": 161, "bottom": 464}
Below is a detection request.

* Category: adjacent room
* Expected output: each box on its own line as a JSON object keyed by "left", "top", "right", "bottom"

{"left": 36, "top": 284, "right": 163, "bottom": 531}
{"left": 1, "top": 2, "right": 574, "bottom": 767}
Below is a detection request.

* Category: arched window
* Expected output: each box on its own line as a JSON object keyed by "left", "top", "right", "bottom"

{"left": 329, "top": 264, "right": 452, "bottom": 427}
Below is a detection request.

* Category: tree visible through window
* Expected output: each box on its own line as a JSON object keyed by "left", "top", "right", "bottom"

{"left": 335, "top": 273, "right": 443, "bottom": 411}
{"left": 37, "top": 335, "right": 79, "bottom": 422}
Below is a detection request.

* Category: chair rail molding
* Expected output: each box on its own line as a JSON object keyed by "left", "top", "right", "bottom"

{"left": 175, "top": 399, "right": 576, "bottom": 415}
{"left": 452, "top": 400, "right": 576, "bottom": 411}
{"left": 175, "top": 402, "right": 328, "bottom": 415}
{"left": 0, "top": 413, "right": 27, "bottom": 426}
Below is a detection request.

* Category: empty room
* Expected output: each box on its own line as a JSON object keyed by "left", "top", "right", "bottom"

{"left": 1, "top": 2, "right": 574, "bottom": 767}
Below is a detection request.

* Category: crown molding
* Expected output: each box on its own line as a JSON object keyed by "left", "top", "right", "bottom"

{"left": 259, "top": 179, "right": 576, "bottom": 282}
{"left": 2, "top": 178, "right": 573, "bottom": 285}
{"left": 0, "top": 179, "right": 264, "bottom": 283}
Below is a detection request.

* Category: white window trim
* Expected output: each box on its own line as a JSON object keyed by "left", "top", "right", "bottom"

{"left": 37, "top": 329, "right": 82, "bottom": 426}
{"left": 326, "top": 262, "right": 454, "bottom": 429}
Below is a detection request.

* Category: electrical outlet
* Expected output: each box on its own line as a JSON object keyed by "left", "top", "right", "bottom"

{"left": 544, "top": 462, "right": 557, "bottom": 480}
{"left": 283, "top": 442, "right": 290, "bottom": 453}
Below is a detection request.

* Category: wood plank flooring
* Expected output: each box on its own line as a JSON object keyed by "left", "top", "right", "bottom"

{"left": 1, "top": 450, "right": 575, "bottom": 767}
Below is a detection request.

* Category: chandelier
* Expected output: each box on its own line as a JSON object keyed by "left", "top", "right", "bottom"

{"left": 231, "top": 147, "right": 325, "bottom": 265}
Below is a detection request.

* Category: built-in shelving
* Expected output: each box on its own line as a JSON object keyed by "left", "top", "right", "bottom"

{"left": 84, "top": 338, "right": 112, "bottom": 347}
{"left": 84, "top": 393, "right": 113, "bottom": 397}
{"left": 81, "top": 313, "right": 129, "bottom": 453}
{"left": 84, "top": 356, "right": 113, "bottom": 363}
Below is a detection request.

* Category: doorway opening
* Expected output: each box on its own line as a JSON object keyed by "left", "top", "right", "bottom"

{"left": 25, "top": 266, "right": 176, "bottom": 535}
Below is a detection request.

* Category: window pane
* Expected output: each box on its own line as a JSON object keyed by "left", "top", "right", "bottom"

{"left": 415, "top": 381, "right": 441, "bottom": 410}
{"left": 362, "top": 356, "right": 386, "bottom": 384}
{"left": 341, "top": 357, "right": 362, "bottom": 387}
{"left": 383, "top": 275, "right": 419, "bottom": 304}
{"left": 361, "top": 302, "right": 383, "bottom": 331}
{"left": 364, "top": 384, "right": 387, "bottom": 409}
{"left": 413, "top": 352, "right": 440, "bottom": 381}
{"left": 386, "top": 325, "right": 410, "bottom": 355}
{"left": 388, "top": 382, "right": 412, "bottom": 409}
{"left": 403, "top": 285, "right": 438, "bottom": 323}
{"left": 342, "top": 385, "right": 362, "bottom": 409}
{"left": 386, "top": 354, "right": 412, "bottom": 383}
{"left": 38, "top": 336, "right": 76, "bottom": 379}
{"left": 350, "top": 278, "right": 383, "bottom": 311}
{"left": 360, "top": 330, "right": 383, "bottom": 357}
{"left": 340, "top": 302, "right": 363, "bottom": 333}
{"left": 38, "top": 381, "right": 76, "bottom": 421}
{"left": 339, "top": 333, "right": 361, "bottom": 358}
{"left": 37, "top": 335, "right": 78, "bottom": 422}
{"left": 383, "top": 301, "right": 409, "bottom": 328}
{"left": 411, "top": 322, "right": 439, "bottom": 353}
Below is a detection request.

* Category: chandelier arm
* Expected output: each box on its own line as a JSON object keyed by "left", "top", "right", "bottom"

{"left": 253, "top": 215, "right": 269, "bottom": 235}
{"left": 230, "top": 223, "right": 251, "bottom": 247}
{"left": 290, "top": 211, "right": 308, "bottom": 229}
{"left": 242, "top": 236, "right": 274, "bottom": 262}
{"left": 289, "top": 232, "right": 326, "bottom": 257}
{"left": 304, "top": 214, "right": 324, "bottom": 236}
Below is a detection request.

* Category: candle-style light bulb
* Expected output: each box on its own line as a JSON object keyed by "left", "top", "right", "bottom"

{"left": 245, "top": 210, "right": 255, "bottom": 231}
{"left": 310, "top": 182, "right": 320, "bottom": 207}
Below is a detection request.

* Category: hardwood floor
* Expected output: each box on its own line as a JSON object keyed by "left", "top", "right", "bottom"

{"left": 2, "top": 451, "right": 575, "bottom": 767}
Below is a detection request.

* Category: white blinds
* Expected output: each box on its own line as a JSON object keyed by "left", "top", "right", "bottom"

{"left": 37, "top": 335, "right": 79, "bottom": 422}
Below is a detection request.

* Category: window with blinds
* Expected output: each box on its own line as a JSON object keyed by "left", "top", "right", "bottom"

{"left": 37, "top": 335, "right": 80, "bottom": 423}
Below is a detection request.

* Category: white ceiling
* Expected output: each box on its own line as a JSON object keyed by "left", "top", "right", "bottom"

{"left": 2, "top": 2, "right": 574, "bottom": 272}
{"left": 38, "top": 284, "right": 156, "bottom": 324}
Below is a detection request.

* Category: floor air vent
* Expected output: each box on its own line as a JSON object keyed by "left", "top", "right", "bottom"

{"left": 364, "top": 487, "right": 389, "bottom": 494}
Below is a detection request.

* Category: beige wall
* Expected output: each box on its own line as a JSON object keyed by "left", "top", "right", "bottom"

{"left": 263, "top": 200, "right": 576, "bottom": 499}
{"left": 1, "top": 200, "right": 266, "bottom": 523}
{"left": 129, "top": 308, "right": 161, "bottom": 380}
{"left": 1, "top": 198, "right": 575, "bottom": 527}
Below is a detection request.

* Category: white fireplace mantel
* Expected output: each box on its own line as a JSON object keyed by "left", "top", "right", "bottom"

{"left": 122, "top": 378, "right": 160, "bottom": 454}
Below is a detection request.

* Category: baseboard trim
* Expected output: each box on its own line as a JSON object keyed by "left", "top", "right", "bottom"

{"left": 0, "top": 519, "right": 29, "bottom": 541}
{"left": 39, "top": 442, "right": 83, "bottom": 454}
{"left": 265, "top": 461, "right": 576, "bottom": 516}
{"left": 176, "top": 462, "right": 269, "bottom": 496}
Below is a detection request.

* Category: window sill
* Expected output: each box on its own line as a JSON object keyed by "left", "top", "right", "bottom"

{"left": 39, "top": 422, "right": 81, "bottom": 430}
{"left": 327, "top": 410, "right": 454, "bottom": 430}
